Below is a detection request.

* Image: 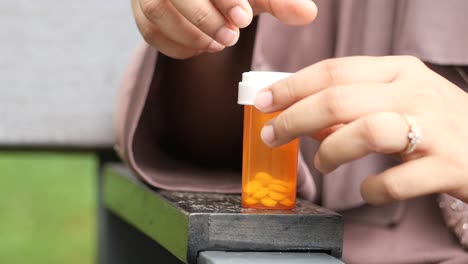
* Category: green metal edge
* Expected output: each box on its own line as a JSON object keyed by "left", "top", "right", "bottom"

{"left": 103, "top": 166, "right": 189, "bottom": 263}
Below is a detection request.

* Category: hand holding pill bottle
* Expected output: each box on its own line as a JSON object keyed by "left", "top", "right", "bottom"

{"left": 238, "top": 72, "right": 299, "bottom": 209}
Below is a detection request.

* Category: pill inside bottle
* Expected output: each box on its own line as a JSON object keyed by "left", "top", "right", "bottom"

{"left": 238, "top": 71, "right": 299, "bottom": 209}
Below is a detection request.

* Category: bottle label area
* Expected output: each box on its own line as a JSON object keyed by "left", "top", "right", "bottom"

{"left": 241, "top": 106, "right": 299, "bottom": 209}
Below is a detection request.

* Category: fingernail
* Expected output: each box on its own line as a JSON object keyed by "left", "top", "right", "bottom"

{"left": 254, "top": 91, "right": 273, "bottom": 110}
{"left": 314, "top": 155, "right": 333, "bottom": 174}
{"left": 207, "top": 40, "right": 225, "bottom": 52}
{"left": 313, "top": 155, "right": 323, "bottom": 172}
{"left": 260, "top": 125, "right": 276, "bottom": 146}
{"left": 215, "top": 27, "right": 238, "bottom": 46}
{"left": 229, "top": 6, "right": 249, "bottom": 27}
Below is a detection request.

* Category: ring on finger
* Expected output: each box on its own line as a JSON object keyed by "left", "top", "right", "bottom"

{"left": 402, "top": 113, "right": 422, "bottom": 155}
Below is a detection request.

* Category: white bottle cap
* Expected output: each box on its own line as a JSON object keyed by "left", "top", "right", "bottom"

{"left": 238, "top": 71, "right": 292, "bottom": 105}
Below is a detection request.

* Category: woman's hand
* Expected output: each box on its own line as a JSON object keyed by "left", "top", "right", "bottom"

{"left": 131, "top": 0, "right": 317, "bottom": 59}
{"left": 254, "top": 56, "right": 468, "bottom": 205}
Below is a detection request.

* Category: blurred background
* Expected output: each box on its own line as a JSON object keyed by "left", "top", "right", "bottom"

{"left": 0, "top": 1, "right": 141, "bottom": 263}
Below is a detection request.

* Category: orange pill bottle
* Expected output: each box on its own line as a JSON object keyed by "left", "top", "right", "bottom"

{"left": 238, "top": 71, "right": 299, "bottom": 209}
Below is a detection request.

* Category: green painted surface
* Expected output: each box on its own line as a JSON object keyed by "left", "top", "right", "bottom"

{"left": 0, "top": 151, "right": 97, "bottom": 264}
{"left": 104, "top": 167, "right": 189, "bottom": 263}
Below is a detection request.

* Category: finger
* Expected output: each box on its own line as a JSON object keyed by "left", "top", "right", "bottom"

{"left": 250, "top": 0, "right": 317, "bottom": 25}
{"left": 138, "top": 0, "right": 224, "bottom": 52}
{"left": 214, "top": 0, "right": 253, "bottom": 28}
{"left": 311, "top": 124, "right": 344, "bottom": 141}
{"left": 361, "top": 156, "right": 461, "bottom": 205}
{"left": 254, "top": 56, "right": 421, "bottom": 112}
{"left": 314, "top": 112, "right": 410, "bottom": 174}
{"left": 170, "top": 0, "right": 240, "bottom": 47}
{"left": 132, "top": 0, "right": 200, "bottom": 59}
{"left": 261, "top": 83, "right": 397, "bottom": 147}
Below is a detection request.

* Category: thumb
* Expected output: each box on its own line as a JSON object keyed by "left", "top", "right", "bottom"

{"left": 250, "top": 0, "right": 317, "bottom": 25}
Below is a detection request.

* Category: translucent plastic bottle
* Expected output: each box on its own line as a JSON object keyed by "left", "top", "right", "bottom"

{"left": 238, "top": 71, "right": 299, "bottom": 209}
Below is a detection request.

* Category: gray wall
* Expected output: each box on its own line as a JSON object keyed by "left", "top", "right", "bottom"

{"left": 0, "top": 1, "right": 142, "bottom": 147}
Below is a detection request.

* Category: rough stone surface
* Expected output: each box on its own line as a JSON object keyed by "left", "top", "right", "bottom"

{"left": 160, "top": 191, "right": 335, "bottom": 215}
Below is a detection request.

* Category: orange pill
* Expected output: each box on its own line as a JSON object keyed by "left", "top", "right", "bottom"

{"left": 271, "top": 179, "right": 290, "bottom": 187}
{"left": 252, "top": 187, "right": 269, "bottom": 199}
{"left": 268, "top": 184, "right": 288, "bottom": 193}
{"left": 261, "top": 197, "right": 278, "bottom": 207}
{"left": 254, "top": 171, "right": 273, "bottom": 184}
{"left": 280, "top": 198, "right": 294, "bottom": 207}
{"left": 268, "top": 191, "right": 286, "bottom": 201}
{"left": 243, "top": 180, "right": 261, "bottom": 194}
{"left": 244, "top": 197, "right": 259, "bottom": 205}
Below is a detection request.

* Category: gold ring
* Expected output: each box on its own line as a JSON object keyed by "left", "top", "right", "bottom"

{"left": 402, "top": 113, "right": 422, "bottom": 154}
